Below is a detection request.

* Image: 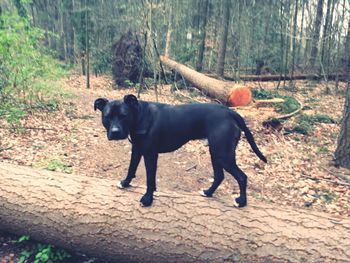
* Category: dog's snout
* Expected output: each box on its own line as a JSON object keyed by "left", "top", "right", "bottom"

{"left": 108, "top": 125, "right": 124, "bottom": 140}
{"left": 111, "top": 127, "right": 120, "bottom": 133}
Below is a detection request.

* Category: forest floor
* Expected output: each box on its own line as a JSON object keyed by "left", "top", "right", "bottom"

{"left": 0, "top": 73, "right": 349, "bottom": 262}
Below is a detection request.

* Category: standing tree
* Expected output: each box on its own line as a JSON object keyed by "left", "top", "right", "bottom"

{"left": 334, "top": 17, "right": 350, "bottom": 169}
{"left": 290, "top": 0, "right": 299, "bottom": 84}
{"left": 309, "top": 0, "right": 324, "bottom": 68}
{"left": 195, "top": 0, "right": 209, "bottom": 71}
{"left": 335, "top": 85, "right": 350, "bottom": 169}
{"left": 216, "top": 0, "right": 230, "bottom": 77}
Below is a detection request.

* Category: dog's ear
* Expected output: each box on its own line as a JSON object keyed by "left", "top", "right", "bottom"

{"left": 94, "top": 98, "right": 109, "bottom": 111}
{"left": 123, "top": 94, "right": 138, "bottom": 107}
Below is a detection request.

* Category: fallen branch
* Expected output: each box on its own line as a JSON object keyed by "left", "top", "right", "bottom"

{"left": 0, "top": 146, "right": 13, "bottom": 152}
{"left": 301, "top": 174, "right": 350, "bottom": 188}
{"left": 320, "top": 166, "right": 350, "bottom": 184}
{"left": 0, "top": 126, "right": 55, "bottom": 131}
{"left": 219, "top": 73, "right": 348, "bottom": 82}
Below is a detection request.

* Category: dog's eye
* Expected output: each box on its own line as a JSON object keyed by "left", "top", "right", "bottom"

{"left": 119, "top": 112, "right": 127, "bottom": 118}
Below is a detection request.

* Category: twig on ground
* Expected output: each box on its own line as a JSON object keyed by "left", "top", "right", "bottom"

{"left": 320, "top": 166, "right": 350, "bottom": 184}
{"left": 185, "top": 164, "right": 197, "bottom": 172}
{"left": 0, "top": 126, "right": 55, "bottom": 131}
{"left": 0, "top": 146, "right": 13, "bottom": 152}
{"left": 301, "top": 174, "right": 350, "bottom": 188}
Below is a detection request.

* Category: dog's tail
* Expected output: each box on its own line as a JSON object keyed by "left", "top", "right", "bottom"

{"left": 231, "top": 111, "right": 267, "bottom": 163}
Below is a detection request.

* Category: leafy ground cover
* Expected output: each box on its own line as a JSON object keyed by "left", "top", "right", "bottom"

{"left": 0, "top": 74, "right": 349, "bottom": 262}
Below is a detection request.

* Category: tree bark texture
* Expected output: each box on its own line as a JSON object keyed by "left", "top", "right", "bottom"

{"left": 0, "top": 163, "right": 349, "bottom": 263}
{"left": 335, "top": 85, "right": 350, "bottom": 169}
{"left": 160, "top": 56, "right": 251, "bottom": 106}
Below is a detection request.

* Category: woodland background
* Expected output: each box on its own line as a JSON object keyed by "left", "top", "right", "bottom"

{"left": 1, "top": 0, "right": 349, "bottom": 85}
{"left": 0, "top": 0, "right": 350, "bottom": 263}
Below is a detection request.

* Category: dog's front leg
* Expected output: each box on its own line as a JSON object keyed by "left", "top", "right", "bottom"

{"left": 118, "top": 146, "right": 142, "bottom": 188}
{"left": 140, "top": 153, "right": 158, "bottom": 207}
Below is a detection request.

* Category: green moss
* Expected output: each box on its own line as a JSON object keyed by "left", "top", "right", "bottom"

{"left": 252, "top": 88, "right": 301, "bottom": 114}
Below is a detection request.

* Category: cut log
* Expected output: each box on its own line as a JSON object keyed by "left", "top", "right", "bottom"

{"left": 0, "top": 162, "right": 350, "bottom": 263}
{"left": 160, "top": 56, "right": 252, "bottom": 106}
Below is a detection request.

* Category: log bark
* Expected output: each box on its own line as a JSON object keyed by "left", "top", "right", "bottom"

{"left": 160, "top": 56, "right": 251, "bottom": 106}
{"left": 0, "top": 163, "right": 349, "bottom": 263}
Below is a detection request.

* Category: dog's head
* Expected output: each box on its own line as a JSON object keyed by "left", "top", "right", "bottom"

{"left": 94, "top": 94, "right": 139, "bottom": 141}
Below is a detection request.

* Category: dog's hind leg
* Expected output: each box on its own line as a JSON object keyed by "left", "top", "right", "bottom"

{"left": 201, "top": 157, "right": 224, "bottom": 197}
{"left": 222, "top": 159, "right": 248, "bottom": 208}
{"left": 118, "top": 146, "right": 142, "bottom": 189}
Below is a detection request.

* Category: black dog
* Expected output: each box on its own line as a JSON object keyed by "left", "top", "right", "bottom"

{"left": 94, "top": 94, "right": 267, "bottom": 207}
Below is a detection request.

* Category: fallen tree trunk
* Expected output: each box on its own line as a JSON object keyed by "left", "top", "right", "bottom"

{"left": 160, "top": 55, "right": 252, "bottom": 106}
{"left": 0, "top": 163, "right": 349, "bottom": 263}
{"left": 220, "top": 73, "right": 348, "bottom": 82}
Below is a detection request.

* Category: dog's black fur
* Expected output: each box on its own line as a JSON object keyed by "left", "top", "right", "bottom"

{"left": 94, "top": 94, "right": 267, "bottom": 207}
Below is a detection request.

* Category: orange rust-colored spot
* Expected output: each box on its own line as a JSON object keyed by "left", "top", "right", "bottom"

{"left": 227, "top": 86, "right": 252, "bottom": 107}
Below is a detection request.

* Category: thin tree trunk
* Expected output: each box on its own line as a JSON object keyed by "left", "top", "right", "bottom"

{"left": 216, "top": 0, "right": 230, "bottom": 77}
{"left": 297, "top": 0, "right": 305, "bottom": 66}
{"left": 196, "top": 0, "right": 209, "bottom": 72}
{"left": 0, "top": 163, "right": 349, "bottom": 263}
{"left": 283, "top": 0, "right": 291, "bottom": 85}
{"left": 320, "top": 0, "right": 332, "bottom": 76}
{"left": 85, "top": 0, "right": 90, "bottom": 89}
{"left": 164, "top": 1, "right": 172, "bottom": 57}
{"left": 290, "top": 0, "right": 299, "bottom": 84}
{"left": 309, "top": 0, "right": 324, "bottom": 67}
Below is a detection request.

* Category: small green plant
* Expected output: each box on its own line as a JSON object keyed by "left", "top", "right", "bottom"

{"left": 18, "top": 235, "right": 30, "bottom": 243}
{"left": 317, "top": 146, "right": 330, "bottom": 154}
{"left": 17, "top": 236, "right": 71, "bottom": 263}
{"left": 251, "top": 192, "right": 273, "bottom": 203}
{"left": 292, "top": 114, "right": 335, "bottom": 135}
{"left": 312, "top": 114, "right": 335, "bottom": 124}
{"left": 45, "top": 158, "right": 73, "bottom": 174}
{"left": 252, "top": 88, "right": 275, "bottom": 100}
{"left": 36, "top": 157, "right": 73, "bottom": 174}
{"left": 124, "top": 79, "right": 135, "bottom": 87}
{"left": 312, "top": 188, "right": 338, "bottom": 203}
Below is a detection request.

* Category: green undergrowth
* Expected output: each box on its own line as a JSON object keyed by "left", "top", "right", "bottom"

{"left": 253, "top": 88, "right": 335, "bottom": 135}
{"left": 35, "top": 157, "right": 73, "bottom": 174}
{"left": 292, "top": 114, "right": 335, "bottom": 135}
{"left": 17, "top": 235, "right": 71, "bottom": 263}
{"left": 0, "top": 13, "right": 71, "bottom": 127}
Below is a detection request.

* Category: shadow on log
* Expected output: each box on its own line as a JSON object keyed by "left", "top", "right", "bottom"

{"left": 0, "top": 163, "right": 349, "bottom": 262}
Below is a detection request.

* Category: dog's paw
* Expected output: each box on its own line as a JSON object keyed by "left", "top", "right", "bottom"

{"left": 233, "top": 196, "right": 247, "bottom": 208}
{"left": 140, "top": 194, "right": 153, "bottom": 207}
{"left": 117, "top": 180, "right": 131, "bottom": 189}
{"left": 199, "top": 189, "right": 212, "bottom": 197}
{"left": 208, "top": 178, "right": 214, "bottom": 183}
